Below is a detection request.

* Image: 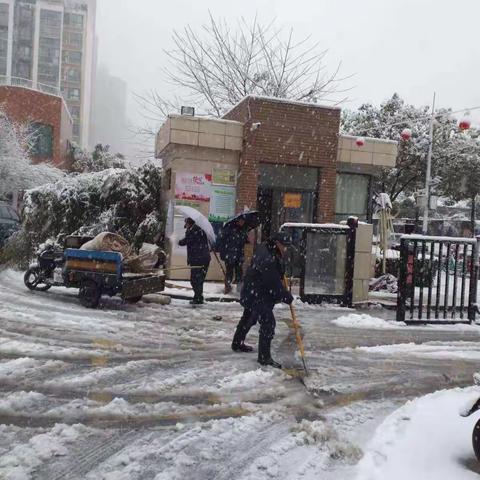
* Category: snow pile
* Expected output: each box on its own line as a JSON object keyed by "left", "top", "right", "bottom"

{"left": 0, "top": 391, "right": 46, "bottom": 415}
{"left": 0, "top": 358, "right": 67, "bottom": 382}
{"left": 0, "top": 424, "right": 85, "bottom": 480}
{"left": 355, "top": 387, "right": 480, "bottom": 480}
{"left": 292, "top": 419, "right": 362, "bottom": 463}
{"left": 216, "top": 369, "right": 277, "bottom": 390}
{"left": 356, "top": 341, "right": 480, "bottom": 360}
{"left": 332, "top": 314, "right": 403, "bottom": 329}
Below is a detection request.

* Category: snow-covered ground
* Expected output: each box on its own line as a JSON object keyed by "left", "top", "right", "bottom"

{"left": 356, "top": 388, "right": 480, "bottom": 480}
{"left": 1, "top": 269, "right": 480, "bottom": 479}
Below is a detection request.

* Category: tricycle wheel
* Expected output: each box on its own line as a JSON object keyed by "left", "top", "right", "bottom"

{"left": 24, "top": 267, "right": 51, "bottom": 292}
{"left": 79, "top": 279, "right": 101, "bottom": 308}
{"left": 473, "top": 419, "right": 480, "bottom": 461}
{"left": 125, "top": 296, "right": 142, "bottom": 304}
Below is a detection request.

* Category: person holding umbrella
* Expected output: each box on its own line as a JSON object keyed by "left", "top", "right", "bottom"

{"left": 178, "top": 217, "right": 211, "bottom": 305}
{"left": 231, "top": 232, "right": 293, "bottom": 368}
{"left": 216, "top": 218, "right": 248, "bottom": 293}
{"left": 216, "top": 211, "right": 260, "bottom": 293}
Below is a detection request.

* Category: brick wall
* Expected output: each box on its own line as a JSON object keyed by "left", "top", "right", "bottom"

{"left": 224, "top": 96, "right": 340, "bottom": 222}
{"left": 0, "top": 86, "right": 73, "bottom": 167}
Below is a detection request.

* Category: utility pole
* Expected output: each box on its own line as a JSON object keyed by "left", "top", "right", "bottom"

{"left": 422, "top": 93, "right": 436, "bottom": 234}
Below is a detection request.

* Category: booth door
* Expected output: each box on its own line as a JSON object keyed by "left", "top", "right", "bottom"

{"left": 258, "top": 189, "right": 317, "bottom": 239}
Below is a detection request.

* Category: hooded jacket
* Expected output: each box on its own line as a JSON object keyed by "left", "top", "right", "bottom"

{"left": 240, "top": 241, "right": 293, "bottom": 309}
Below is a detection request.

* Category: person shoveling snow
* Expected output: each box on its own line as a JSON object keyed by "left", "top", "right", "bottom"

{"left": 231, "top": 232, "right": 294, "bottom": 369}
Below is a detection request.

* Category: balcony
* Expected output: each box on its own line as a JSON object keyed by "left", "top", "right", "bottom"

{"left": 0, "top": 74, "right": 72, "bottom": 124}
{"left": 0, "top": 74, "right": 60, "bottom": 96}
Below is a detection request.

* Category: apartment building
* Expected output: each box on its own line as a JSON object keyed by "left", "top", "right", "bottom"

{"left": 0, "top": 0, "right": 96, "bottom": 147}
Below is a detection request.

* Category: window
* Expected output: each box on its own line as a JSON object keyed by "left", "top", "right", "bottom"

{"left": 0, "top": 4, "right": 7, "bottom": 75}
{"left": 63, "top": 50, "right": 82, "bottom": 65}
{"left": 69, "top": 105, "right": 80, "bottom": 119}
{"left": 68, "top": 87, "right": 80, "bottom": 100}
{"left": 335, "top": 173, "right": 371, "bottom": 222}
{"left": 64, "top": 31, "right": 83, "bottom": 48}
{"left": 64, "top": 13, "right": 83, "bottom": 29}
{"left": 41, "top": 10, "right": 62, "bottom": 28}
{"left": 38, "top": 10, "right": 62, "bottom": 86}
{"left": 29, "top": 123, "right": 54, "bottom": 158}
{"left": 73, "top": 122, "right": 80, "bottom": 137}
{"left": 63, "top": 67, "right": 81, "bottom": 83}
{"left": 12, "top": 2, "right": 34, "bottom": 79}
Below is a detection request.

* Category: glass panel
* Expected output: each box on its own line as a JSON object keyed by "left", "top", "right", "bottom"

{"left": 38, "top": 10, "right": 62, "bottom": 86}
{"left": 29, "top": 122, "right": 54, "bottom": 157}
{"left": 259, "top": 164, "right": 318, "bottom": 190}
{"left": 335, "top": 173, "right": 370, "bottom": 222}
{"left": 304, "top": 231, "right": 347, "bottom": 295}
{"left": 12, "top": 2, "right": 35, "bottom": 79}
{"left": 0, "top": 3, "right": 8, "bottom": 75}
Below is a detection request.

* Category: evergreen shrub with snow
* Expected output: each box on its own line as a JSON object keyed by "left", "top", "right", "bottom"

{"left": 1, "top": 163, "right": 163, "bottom": 266}
{"left": 70, "top": 143, "right": 126, "bottom": 173}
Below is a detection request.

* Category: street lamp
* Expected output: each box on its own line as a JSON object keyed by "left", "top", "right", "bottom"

{"left": 421, "top": 98, "right": 471, "bottom": 234}
{"left": 422, "top": 93, "right": 436, "bottom": 235}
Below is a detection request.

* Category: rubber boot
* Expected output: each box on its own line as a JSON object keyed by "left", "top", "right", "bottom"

{"left": 231, "top": 325, "right": 253, "bottom": 352}
{"left": 257, "top": 335, "right": 281, "bottom": 369}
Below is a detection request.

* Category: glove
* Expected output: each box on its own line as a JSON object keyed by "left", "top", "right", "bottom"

{"left": 284, "top": 291, "right": 294, "bottom": 305}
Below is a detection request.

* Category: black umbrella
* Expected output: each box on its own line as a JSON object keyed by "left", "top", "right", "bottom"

{"left": 224, "top": 210, "right": 260, "bottom": 230}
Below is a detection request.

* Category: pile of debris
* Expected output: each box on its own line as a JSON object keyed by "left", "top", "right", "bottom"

{"left": 80, "top": 232, "right": 164, "bottom": 273}
{"left": 369, "top": 274, "right": 398, "bottom": 294}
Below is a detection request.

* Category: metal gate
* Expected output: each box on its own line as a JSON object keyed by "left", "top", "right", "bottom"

{"left": 397, "top": 235, "right": 478, "bottom": 323}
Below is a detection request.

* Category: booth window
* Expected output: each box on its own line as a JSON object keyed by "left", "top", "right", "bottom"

{"left": 335, "top": 173, "right": 370, "bottom": 222}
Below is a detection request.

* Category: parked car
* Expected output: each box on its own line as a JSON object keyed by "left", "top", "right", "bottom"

{"left": 0, "top": 202, "right": 20, "bottom": 247}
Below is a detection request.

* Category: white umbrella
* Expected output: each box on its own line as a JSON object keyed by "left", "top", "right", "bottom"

{"left": 175, "top": 205, "right": 216, "bottom": 245}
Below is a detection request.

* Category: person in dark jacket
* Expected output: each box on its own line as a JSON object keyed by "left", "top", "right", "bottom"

{"left": 216, "top": 218, "right": 248, "bottom": 292}
{"left": 178, "top": 218, "right": 211, "bottom": 304}
{"left": 231, "top": 232, "right": 294, "bottom": 368}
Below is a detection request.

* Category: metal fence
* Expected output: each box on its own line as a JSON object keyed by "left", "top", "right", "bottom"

{"left": 397, "top": 235, "right": 478, "bottom": 323}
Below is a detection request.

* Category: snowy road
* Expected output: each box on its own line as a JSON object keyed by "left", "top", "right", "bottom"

{"left": 1, "top": 270, "right": 480, "bottom": 479}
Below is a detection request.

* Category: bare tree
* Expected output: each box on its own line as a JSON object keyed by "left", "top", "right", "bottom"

{"left": 134, "top": 14, "right": 351, "bottom": 139}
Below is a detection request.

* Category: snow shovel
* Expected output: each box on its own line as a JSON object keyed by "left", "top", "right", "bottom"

{"left": 284, "top": 276, "right": 308, "bottom": 376}
{"left": 211, "top": 249, "right": 231, "bottom": 294}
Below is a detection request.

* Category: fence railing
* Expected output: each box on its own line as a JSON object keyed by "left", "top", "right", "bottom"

{"left": 0, "top": 75, "right": 61, "bottom": 96}
{"left": 397, "top": 235, "right": 478, "bottom": 323}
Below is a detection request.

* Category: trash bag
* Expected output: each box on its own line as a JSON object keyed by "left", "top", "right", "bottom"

{"left": 80, "top": 232, "right": 132, "bottom": 258}
{"left": 124, "top": 243, "right": 165, "bottom": 273}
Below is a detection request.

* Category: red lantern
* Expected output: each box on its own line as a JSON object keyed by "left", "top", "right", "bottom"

{"left": 355, "top": 137, "right": 365, "bottom": 147}
{"left": 459, "top": 116, "right": 471, "bottom": 131}
{"left": 400, "top": 128, "right": 412, "bottom": 141}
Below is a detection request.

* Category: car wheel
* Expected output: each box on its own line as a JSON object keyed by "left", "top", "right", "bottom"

{"left": 79, "top": 279, "right": 101, "bottom": 308}
{"left": 24, "top": 267, "right": 51, "bottom": 292}
{"left": 472, "top": 419, "right": 480, "bottom": 462}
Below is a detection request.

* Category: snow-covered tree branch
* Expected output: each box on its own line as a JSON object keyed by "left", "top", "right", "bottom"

{"left": 341, "top": 94, "right": 457, "bottom": 202}
{"left": 0, "top": 111, "right": 63, "bottom": 200}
